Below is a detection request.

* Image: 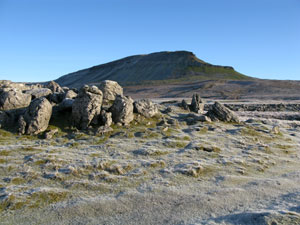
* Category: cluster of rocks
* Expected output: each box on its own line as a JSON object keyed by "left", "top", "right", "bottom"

{"left": 180, "top": 93, "right": 240, "bottom": 123}
{"left": 0, "top": 80, "right": 160, "bottom": 136}
{"left": 221, "top": 103, "right": 300, "bottom": 112}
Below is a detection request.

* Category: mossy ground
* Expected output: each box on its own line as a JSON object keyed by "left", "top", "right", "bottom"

{"left": 0, "top": 105, "right": 299, "bottom": 218}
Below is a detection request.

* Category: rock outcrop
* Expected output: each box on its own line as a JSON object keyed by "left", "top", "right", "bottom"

{"left": 64, "top": 90, "right": 78, "bottom": 99}
{"left": 181, "top": 99, "right": 190, "bottom": 111}
{"left": 72, "top": 85, "right": 103, "bottom": 129}
{"left": 99, "top": 110, "right": 112, "bottom": 127}
{"left": 18, "top": 97, "right": 53, "bottom": 135}
{"left": 97, "top": 80, "right": 123, "bottom": 106}
{"left": 207, "top": 102, "right": 239, "bottom": 123}
{"left": 111, "top": 95, "right": 134, "bottom": 125}
{"left": 25, "top": 88, "right": 52, "bottom": 99}
{"left": 190, "top": 93, "right": 204, "bottom": 113}
{"left": 45, "top": 81, "right": 64, "bottom": 93}
{"left": 134, "top": 99, "right": 158, "bottom": 118}
{"left": 0, "top": 89, "right": 32, "bottom": 110}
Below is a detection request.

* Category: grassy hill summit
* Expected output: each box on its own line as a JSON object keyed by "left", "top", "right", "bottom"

{"left": 55, "top": 51, "right": 252, "bottom": 88}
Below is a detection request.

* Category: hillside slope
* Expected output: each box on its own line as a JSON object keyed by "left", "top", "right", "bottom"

{"left": 56, "top": 51, "right": 251, "bottom": 88}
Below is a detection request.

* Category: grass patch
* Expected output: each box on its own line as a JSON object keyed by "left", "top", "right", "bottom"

{"left": 0, "top": 150, "right": 10, "bottom": 156}
{"left": 165, "top": 141, "right": 189, "bottom": 149}
{"left": 20, "top": 146, "right": 42, "bottom": 152}
{"left": 29, "top": 190, "right": 68, "bottom": 209}
{"left": 198, "top": 127, "right": 208, "bottom": 134}
{"left": 0, "top": 129, "right": 13, "bottom": 138}
{"left": 68, "top": 142, "right": 80, "bottom": 148}
{"left": 11, "top": 177, "right": 25, "bottom": 185}
{"left": 162, "top": 127, "right": 180, "bottom": 137}
{"left": 149, "top": 160, "right": 166, "bottom": 168}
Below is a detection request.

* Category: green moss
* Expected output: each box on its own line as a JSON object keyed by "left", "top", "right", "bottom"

{"left": 240, "top": 126, "right": 275, "bottom": 143}
{"left": 149, "top": 150, "right": 170, "bottom": 156}
{"left": 182, "top": 136, "right": 191, "bottom": 141}
{"left": 275, "top": 144, "right": 294, "bottom": 154}
{"left": 34, "top": 159, "right": 49, "bottom": 166}
{"left": 126, "top": 132, "right": 135, "bottom": 138}
{"left": 94, "top": 134, "right": 110, "bottom": 144}
{"left": 69, "top": 142, "right": 80, "bottom": 148}
{"left": 198, "top": 127, "right": 208, "bottom": 134}
{"left": 0, "top": 194, "right": 15, "bottom": 212}
{"left": 11, "top": 177, "right": 25, "bottom": 185}
{"left": 275, "top": 144, "right": 292, "bottom": 150}
{"left": 18, "top": 135, "right": 38, "bottom": 141}
{"left": 162, "top": 127, "right": 179, "bottom": 137}
{"left": 0, "top": 150, "right": 10, "bottom": 156}
{"left": 165, "top": 141, "right": 189, "bottom": 149}
{"left": 149, "top": 160, "right": 166, "bottom": 168}
{"left": 90, "top": 152, "right": 101, "bottom": 158}
{"left": 20, "top": 146, "right": 42, "bottom": 152}
{"left": 0, "top": 129, "right": 13, "bottom": 137}
{"left": 29, "top": 190, "right": 68, "bottom": 208}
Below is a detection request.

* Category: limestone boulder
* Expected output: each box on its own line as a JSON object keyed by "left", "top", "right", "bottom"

{"left": 64, "top": 90, "right": 78, "bottom": 99}
{"left": 207, "top": 101, "right": 239, "bottom": 123}
{"left": 99, "top": 110, "right": 112, "bottom": 127}
{"left": 180, "top": 99, "right": 190, "bottom": 111}
{"left": 97, "top": 80, "right": 123, "bottom": 105}
{"left": 18, "top": 97, "right": 53, "bottom": 135}
{"left": 45, "top": 81, "right": 64, "bottom": 93}
{"left": 190, "top": 93, "right": 205, "bottom": 113}
{"left": 134, "top": 99, "right": 159, "bottom": 118}
{"left": 48, "top": 92, "right": 65, "bottom": 104}
{"left": 110, "top": 95, "right": 134, "bottom": 125}
{"left": 0, "top": 89, "right": 32, "bottom": 110}
{"left": 0, "top": 80, "right": 29, "bottom": 91}
{"left": 72, "top": 85, "right": 103, "bottom": 129}
{"left": 25, "top": 88, "right": 52, "bottom": 99}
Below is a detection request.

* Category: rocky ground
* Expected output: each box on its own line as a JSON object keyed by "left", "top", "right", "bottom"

{"left": 0, "top": 99, "right": 300, "bottom": 224}
{"left": 0, "top": 80, "right": 300, "bottom": 224}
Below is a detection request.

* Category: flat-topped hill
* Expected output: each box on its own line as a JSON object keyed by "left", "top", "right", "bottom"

{"left": 56, "top": 51, "right": 251, "bottom": 88}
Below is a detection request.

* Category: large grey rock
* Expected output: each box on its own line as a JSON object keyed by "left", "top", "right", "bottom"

{"left": 190, "top": 93, "right": 204, "bottom": 113}
{"left": 207, "top": 101, "right": 239, "bottom": 123}
{"left": 134, "top": 99, "right": 158, "bottom": 118}
{"left": 111, "top": 95, "right": 134, "bottom": 125}
{"left": 182, "top": 113, "right": 211, "bottom": 125}
{"left": 48, "top": 92, "right": 65, "bottom": 104}
{"left": 64, "top": 90, "right": 78, "bottom": 99}
{"left": 0, "top": 80, "right": 29, "bottom": 91}
{"left": 45, "top": 81, "right": 64, "bottom": 93}
{"left": 0, "top": 89, "right": 32, "bottom": 110}
{"left": 97, "top": 80, "right": 123, "bottom": 104}
{"left": 99, "top": 110, "right": 112, "bottom": 127}
{"left": 18, "top": 97, "right": 53, "bottom": 135}
{"left": 72, "top": 85, "right": 103, "bottom": 129}
{"left": 25, "top": 88, "right": 52, "bottom": 99}
{"left": 180, "top": 99, "right": 190, "bottom": 111}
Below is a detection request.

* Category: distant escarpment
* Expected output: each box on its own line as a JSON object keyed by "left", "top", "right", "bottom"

{"left": 55, "top": 51, "right": 251, "bottom": 88}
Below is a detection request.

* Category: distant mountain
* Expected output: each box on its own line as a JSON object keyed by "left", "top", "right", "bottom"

{"left": 55, "top": 51, "right": 252, "bottom": 88}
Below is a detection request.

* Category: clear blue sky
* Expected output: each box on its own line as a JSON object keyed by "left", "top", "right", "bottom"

{"left": 0, "top": 0, "right": 299, "bottom": 82}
